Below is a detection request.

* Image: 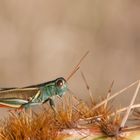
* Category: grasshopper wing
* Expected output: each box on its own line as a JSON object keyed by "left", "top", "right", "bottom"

{"left": 0, "top": 88, "right": 39, "bottom": 100}
{"left": 0, "top": 80, "right": 53, "bottom": 100}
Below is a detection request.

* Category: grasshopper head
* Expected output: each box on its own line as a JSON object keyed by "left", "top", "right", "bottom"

{"left": 55, "top": 77, "right": 68, "bottom": 97}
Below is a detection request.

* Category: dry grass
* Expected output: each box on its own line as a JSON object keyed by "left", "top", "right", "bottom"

{"left": 0, "top": 97, "right": 118, "bottom": 139}
{"left": 0, "top": 110, "right": 59, "bottom": 140}
{"left": 0, "top": 80, "right": 140, "bottom": 140}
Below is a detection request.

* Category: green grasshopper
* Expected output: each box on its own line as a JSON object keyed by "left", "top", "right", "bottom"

{"left": 0, "top": 51, "right": 89, "bottom": 112}
{"left": 0, "top": 77, "right": 67, "bottom": 112}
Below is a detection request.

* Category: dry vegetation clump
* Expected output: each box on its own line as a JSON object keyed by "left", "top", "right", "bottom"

{"left": 0, "top": 94, "right": 115, "bottom": 139}
{"left": 0, "top": 109, "right": 60, "bottom": 140}
{"left": 0, "top": 80, "right": 140, "bottom": 140}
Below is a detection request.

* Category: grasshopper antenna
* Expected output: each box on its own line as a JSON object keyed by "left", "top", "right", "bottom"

{"left": 66, "top": 51, "right": 89, "bottom": 81}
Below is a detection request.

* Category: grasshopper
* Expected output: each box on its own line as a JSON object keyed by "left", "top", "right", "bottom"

{"left": 0, "top": 51, "right": 89, "bottom": 112}
{"left": 0, "top": 77, "right": 67, "bottom": 112}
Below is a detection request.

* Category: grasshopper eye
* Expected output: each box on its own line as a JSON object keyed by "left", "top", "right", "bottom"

{"left": 56, "top": 79, "right": 64, "bottom": 88}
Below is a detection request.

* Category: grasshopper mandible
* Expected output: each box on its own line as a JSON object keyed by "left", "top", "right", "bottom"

{"left": 0, "top": 51, "right": 89, "bottom": 112}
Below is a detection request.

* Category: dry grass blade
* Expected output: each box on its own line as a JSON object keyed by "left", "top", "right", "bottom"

{"left": 133, "top": 109, "right": 140, "bottom": 120}
{"left": 120, "top": 80, "right": 140, "bottom": 128}
{"left": 104, "top": 80, "right": 114, "bottom": 109}
{"left": 68, "top": 89, "right": 80, "bottom": 104}
{"left": 110, "top": 104, "right": 140, "bottom": 116}
{"left": 56, "top": 95, "right": 80, "bottom": 129}
{"left": 67, "top": 51, "right": 89, "bottom": 81}
{"left": 81, "top": 71, "right": 94, "bottom": 104}
{"left": 90, "top": 80, "right": 139, "bottom": 112}
{"left": 122, "top": 125, "right": 140, "bottom": 132}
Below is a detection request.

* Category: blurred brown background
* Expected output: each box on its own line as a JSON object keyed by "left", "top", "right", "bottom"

{"left": 0, "top": 0, "right": 139, "bottom": 111}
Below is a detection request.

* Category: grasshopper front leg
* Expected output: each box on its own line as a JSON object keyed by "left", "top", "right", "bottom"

{"left": 43, "top": 98, "right": 58, "bottom": 114}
